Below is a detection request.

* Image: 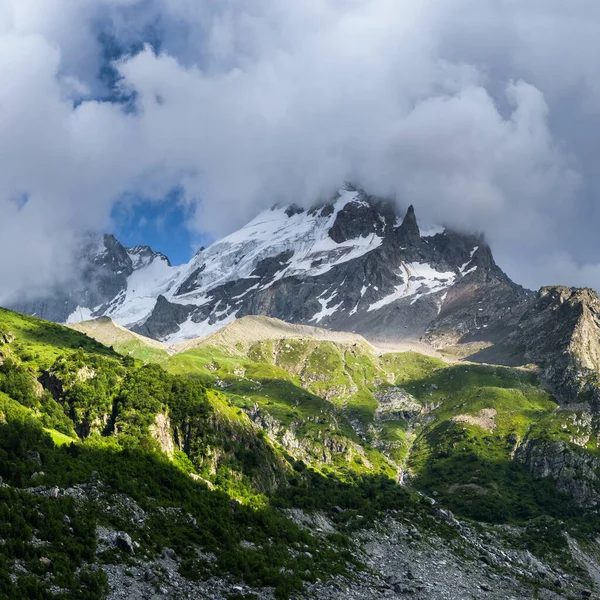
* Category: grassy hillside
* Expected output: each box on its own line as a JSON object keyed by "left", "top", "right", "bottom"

{"left": 46, "top": 312, "right": 600, "bottom": 522}
{"left": 164, "top": 337, "right": 576, "bottom": 521}
{"left": 68, "top": 317, "right": 170, "bottom": 363}
{"left": 0, "top": 308, "right": 427, "bottom": 598}
{"left": 2, "top": 308, "right": 600, "bottom": 598}
{"left": 0, "top": 307, "right": 116, "bottom": 367}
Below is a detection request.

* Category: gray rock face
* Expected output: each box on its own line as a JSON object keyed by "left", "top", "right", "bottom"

{"left": 396, "top": 204, "right": 420, "bottom": 244}
{"left": 8, "top": 185, "right": 532, "bottom": 347}
{"left": 517, "top": 439, "right": 600, "bottom": 507}
{"left": 511, "top": 287, "right": 600, "bottom": 400}
{"left": 456, "top": 286, "right": 600, "bottom": 403}
{"left": 9, "top": 234, "right": 170, "bottom": 324}
{"left": 140, "top": 295, "right": 193, "bottom": 340}
{"left": 114, "top": 531, "right": 135, "bottom": 554}
{"left": 328, "top": 193, "right": 395, "bottom": 243}
{"left": 132, "top": 188, "right": 530, "bottom": 344}
{"left": 374, "top": 389, "right": 422, "bottom": 422}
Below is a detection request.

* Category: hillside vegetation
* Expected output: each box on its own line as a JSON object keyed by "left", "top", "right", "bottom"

{"left": 2, "top": 309, "right": 600, "bottom": 598}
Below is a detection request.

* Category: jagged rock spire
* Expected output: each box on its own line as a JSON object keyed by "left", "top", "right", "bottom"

{"left": 398, "top": 205, "right": 420, "bottom": 243}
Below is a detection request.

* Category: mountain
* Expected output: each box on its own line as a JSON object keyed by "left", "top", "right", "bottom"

{"left": 68, "top": 316, "right": 171, "bottom": 363}
{"left": 9, "top": 186, "right": 530, "bottom": 347}
{"left": 12, "top": 233, "right": 175, "bottom": 326}
{"left": 434, "top": 285, "right": 600, "bottom": 405}
{"left": 13, "top": 185, "right": 600, "bottom": 408}
{"left": 6, "top": 190, "right": 600, "bottom": 598}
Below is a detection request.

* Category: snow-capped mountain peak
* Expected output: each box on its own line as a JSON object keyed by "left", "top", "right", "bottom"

{"left": 170, "top": 188, "right": 386, "bottom": 305}
{"left": 10, "top": 187, "right": 528, "bottom": 344}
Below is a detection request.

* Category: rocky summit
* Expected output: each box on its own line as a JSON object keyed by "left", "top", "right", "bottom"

{"left": 10, "top": 185, "right": 530, "bottom": 347}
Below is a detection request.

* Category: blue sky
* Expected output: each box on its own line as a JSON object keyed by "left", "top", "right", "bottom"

{"left": 100, "top": 27, "right": 202, "bottom": 265}
{"left": 111, "top": 193, "right": 207, "bottom": 266}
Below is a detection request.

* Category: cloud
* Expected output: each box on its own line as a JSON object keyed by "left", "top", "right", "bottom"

{"left": 0, "top": 0, "right": 600, "bottom": 301}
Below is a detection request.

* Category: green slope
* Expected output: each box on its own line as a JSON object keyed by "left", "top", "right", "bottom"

{"left": 0, "top": 308, "right": 426, "bottom": 598}
{"left": 0, "top": 307, "right": 117, "bottom": 367}
{"left": 3, "top": 307, "right": 600, "bottom": 598}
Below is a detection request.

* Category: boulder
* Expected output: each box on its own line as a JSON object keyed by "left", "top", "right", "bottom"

{"left": 115, "top": 531, "right": 135, "bottom": 554}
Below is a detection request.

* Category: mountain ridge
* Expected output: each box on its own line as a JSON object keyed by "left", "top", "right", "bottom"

{"left": 9, "top": 186, "right": 531, "bottom": 349}
{"left": 67, "top": 314, "right": 379, "bottom": 357}
{"left": 16, "top": 185, "right": 600, "bottom": 405}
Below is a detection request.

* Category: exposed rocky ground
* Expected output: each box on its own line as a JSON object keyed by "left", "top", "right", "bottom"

{"left": 16, "top": 478, "right": 600, "bottom": 600}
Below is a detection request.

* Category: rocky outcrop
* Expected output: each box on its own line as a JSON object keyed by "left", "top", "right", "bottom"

{"left": 39, "top": 365, "right": 96, "bottom": 400}
{"left": 396, "top": 205, "right": 420, "bottom": 244}
{"left": 9, "top": 234, "right": 170, "bottom": 324}
{"left": 149, "top": 412, "right": 175, "bottom": 457}
{"left": 137, "top": 295, "right": 193, "bottom": 340}
{"left": 453, "top": 408, "right": 497, "bottom": 432}
{"left": 0, "top": 331, "right": 15, "bottom": 345}
{"left": 506, "top": 287, "right": 600, "bottom": 401}
{"left": 0, "top": 331, "right": 14, "bottom": 366}
{"left": 248, "top": 403, "right": 368, "bottom": 467}
{"left": 431, "top": 286, "right": 600, "bottom": 405}
{"left": 328, "top": 192, "right": 395, "bottom": 243}
{"left": 115, "top": 531, "right": 135, "bottom": 555}
{"left": 39, "top": 370, "right": 64, "bottom": 399}
{"left": 374, "top": 389, "right": 422, "bottom": 422}
{"left": 516, "top": 439, "right": 600, "bottom": 507}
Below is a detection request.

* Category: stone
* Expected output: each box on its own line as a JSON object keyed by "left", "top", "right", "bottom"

{"left": 517, "top": 439, "right": 600, "bottom": 507}
{"left": 1, "top": 332, "right": 15, "bottom": 344}
{"left": 397, "top": 205, "right": 420, "bottom": 244}
{"left": 393, "top": 583, "right": 413, "bottom": 594}
{"left": 27, "top": 451, "right": 42, "bottom": 466}
{"left": 115, "top": 532, "right": 135, "bottom": 554}
{"left": 149, "top": 412, "right": 175, "bottom": 457}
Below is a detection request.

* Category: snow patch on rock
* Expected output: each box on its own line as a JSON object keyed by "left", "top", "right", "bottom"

{"left": 368, "top": 263, "right": 456, "bottom": 312}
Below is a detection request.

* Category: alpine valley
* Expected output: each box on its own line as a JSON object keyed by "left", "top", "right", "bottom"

{"left": 3, "top": 186, "right": 600, "bottom": 600}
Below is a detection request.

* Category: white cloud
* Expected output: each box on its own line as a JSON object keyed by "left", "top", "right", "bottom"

{"left": 0, "top": 0, "right": 599, "bottom": 300}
